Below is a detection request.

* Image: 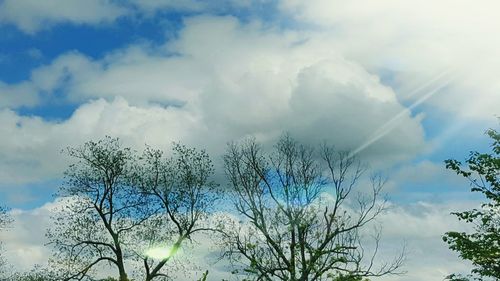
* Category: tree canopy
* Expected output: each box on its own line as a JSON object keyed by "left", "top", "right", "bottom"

{"left": 47, "top": 137, "right": 219, "bottom": 281}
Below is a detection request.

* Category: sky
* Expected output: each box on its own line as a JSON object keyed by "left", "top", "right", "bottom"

{"left": 0, "top": 0, "right": 499, "bottom": 280}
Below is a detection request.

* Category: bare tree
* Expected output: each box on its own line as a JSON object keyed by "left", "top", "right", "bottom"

{"left": 47, "top": 137, "right": 154, "bottom": 281}
{"left": 133, "top": 143, "right": 220, "bottom": 281}
{"left": 221, "top": 135, "right": 404, "bottom": 281}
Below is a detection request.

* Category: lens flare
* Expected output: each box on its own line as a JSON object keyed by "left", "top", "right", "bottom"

{"left": 144, "top": 245, "right": 178, "bottom": 260}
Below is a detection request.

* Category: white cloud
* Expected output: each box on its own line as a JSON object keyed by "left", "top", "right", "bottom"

{"left": 0, "top": 98, "right": 197, "bottom": 185}
{"left": 0, "top": 200, "right": 65, "bottom": 272}
{"left": 0, "top": 2, "right": 495, "bottom": 280}
{"left": 0, "top": 16, "right": 426, "bottom": 185}
{"left": 376, "top": 201, "right": 476, "bottom": 281}
{"left": 0, "top": 0, "right": 127, "bottom": 33}
{"left": 279, "top": 0, "right": 500, "bottom": 121}
{"left": 0, "top": 81, "right": 39, "bottom": 108}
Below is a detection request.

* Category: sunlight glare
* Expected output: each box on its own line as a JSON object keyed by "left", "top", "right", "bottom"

{"left": 145, "top": 245, "right": 176, "bottom": 260}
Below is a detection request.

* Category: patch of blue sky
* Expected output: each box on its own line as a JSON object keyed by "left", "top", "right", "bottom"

{"left": 0, "top": 26, "right": 48, "bottom": 83}
{"left": 386, "top": 144, "right": 482, "bottom": 202}
{"left": 0, "top": 1, "right": 292, "bottom": 85}
{"left": 385, "top": 115, "right": 497, "bottom": 204}
{"left": 0, "top": 13, "right": 185, "bottom": 83}
{"left": 428, "top": 131, "right": 493, "bottom": 164}
{"left": 418, "top": 108, "right": 495, "bottom": 163}
{"left": 16, "top": 100, "right": 79, "bottom": 122}
{"left": 0, "top": 179, "right": 61, "bottom": 209}
{"left": 218, "top": 0, "right": 299, "bottom": 30}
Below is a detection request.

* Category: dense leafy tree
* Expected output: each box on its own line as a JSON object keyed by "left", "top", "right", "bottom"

{"left": 220, "top": 135, "right": 404, "bottom": 281}
{"left": 443, "top": 128, "right": 500, "bottom": 281}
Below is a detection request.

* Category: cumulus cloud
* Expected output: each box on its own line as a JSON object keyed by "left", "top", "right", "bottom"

{"left": 279, "top": 0, "right": 500, "bottom": 121}
{"left": 1, "top": 0, "right": 498, "bottom": 120}
{"left": 0, "top": 16, "right": 426, "bottom": 186}
{"left": 0, "top": 98, "right": 197, "bottom": 185}
{"left": 0, "top": 0, "right": 127, "bottom": 33}
{"left": 0, "top": 2, "right": 494, "bottom": 280}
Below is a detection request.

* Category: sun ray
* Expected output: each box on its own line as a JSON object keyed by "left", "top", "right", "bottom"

{"left": 350, "top": 69, "right": 457, "bottom": 157}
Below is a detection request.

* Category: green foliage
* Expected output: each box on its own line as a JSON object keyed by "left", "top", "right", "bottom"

{"left": 443, "top": 128, "right": 500, "bottom": 280}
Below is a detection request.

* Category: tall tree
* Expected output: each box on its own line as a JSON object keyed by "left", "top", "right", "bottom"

{"left": 47, "top": 137, "right": 219, "bottom": 281}
{"left": 443, "top": 128, "right": 500, "bottom": 281}
{"left": 221, "top": 135, "right": 404, "bottom": 281}
{"left": 132, "top": 143, "right": 220, "bottom": 281}
{"left": 47, "top": 137, "right": 153, "bottom": 281}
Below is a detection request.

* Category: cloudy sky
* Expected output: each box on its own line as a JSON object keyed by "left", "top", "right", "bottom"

{"left": 0, "top": 0, "right": 498, "bottom": 280}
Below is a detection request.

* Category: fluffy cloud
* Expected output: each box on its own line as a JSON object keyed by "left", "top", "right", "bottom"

{"left": 0, "top": 16, "right": 426, "bottom": 186}
{"left": 0, "top": 81, "right": 38, "bottom": 108}
{"left": 1, "top": 200, "right": 60, "bottom": 272}
{"left": 0, "top": 2, "right": 494, "bottom": 280}
{"left": 0, "top": 0, "right": 127, "bottom": 33}
{"left": 0, "top": 98, "right": 197, "bottom": 185}
{"left": 280, "top": 0, "right": 500, "bottom": 120}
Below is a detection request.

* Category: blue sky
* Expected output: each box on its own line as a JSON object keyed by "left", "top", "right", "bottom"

{"left": 0, "top": 0, "right": 498, "bottom": 280}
